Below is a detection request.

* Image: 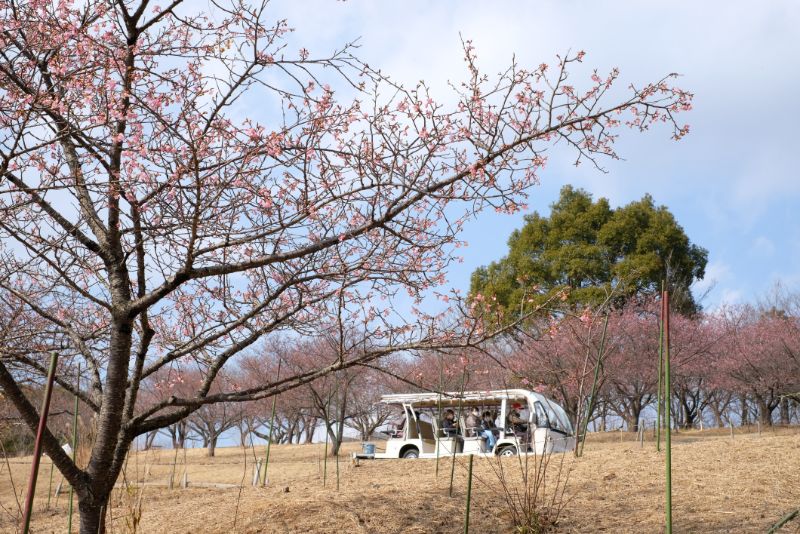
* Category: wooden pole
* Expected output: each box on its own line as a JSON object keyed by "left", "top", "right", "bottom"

{"left": 67, "top": 364, "right": 80, "bottom": 534}
{"left": 21, "top": 351, "right": 59, "bottom": 534}
{"left": 463, "top": 454, "right": 474, "bottom": 534}
{"left": 664, "top": 290, "right": 673, "bottom": 534}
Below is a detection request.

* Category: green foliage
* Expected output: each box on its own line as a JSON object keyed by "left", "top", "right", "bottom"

{"left": 470, "top": 186, "right": 707, "bottom": 317}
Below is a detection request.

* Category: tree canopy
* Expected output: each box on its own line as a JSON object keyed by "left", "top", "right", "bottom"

{"left": 470, "top": 186, "right": 708, "bottom": 315}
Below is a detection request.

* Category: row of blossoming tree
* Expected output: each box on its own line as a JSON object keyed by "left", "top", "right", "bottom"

{"left": 142, "top": 290, "right": 799, "bottom": 458}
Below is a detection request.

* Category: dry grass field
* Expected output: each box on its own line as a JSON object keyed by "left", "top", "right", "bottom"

{"left": 2, "top": 428, "right": 799, "bottom": 533}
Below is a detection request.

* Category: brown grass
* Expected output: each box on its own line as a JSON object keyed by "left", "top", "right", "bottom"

{"left": 1, "top": 427, "right": 799, "bottom": 533}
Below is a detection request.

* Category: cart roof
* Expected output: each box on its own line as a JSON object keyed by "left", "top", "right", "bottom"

{"left": 379, "top": 388, "right": 574, "bottom": 435}
{"left": 379, "top": 388, "right": 543, "bottom": 408}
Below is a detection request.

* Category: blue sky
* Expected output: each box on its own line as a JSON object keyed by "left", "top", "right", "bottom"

{"left": 266, "top": 0, "right": 800, "bottom": 310}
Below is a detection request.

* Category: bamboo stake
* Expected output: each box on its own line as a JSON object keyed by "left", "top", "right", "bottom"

{"left": 262, "top": 358, "right": 282, "bottom": 486}
{"left": 449, "top": 365, "right": 468, "bottom": 497}
{"left": 21, "top": 351, "right": 59, "bottom": 534}
{"left": 656, "top": 281, "right": 665, "bottom": 452}
{"left": 664, "top": 290, "right": 673, "bottom": 534}
{"left": 463, "top": 454, "right": 474, "bottom": 534}
{"left": 435, "top": 354, "right": 444, "bottom": 478}
{"left": 67, "top": 364, "right": 79, "bottom": 534}
{"left": 767, "top": 508, "right": 799, "bottom": 534}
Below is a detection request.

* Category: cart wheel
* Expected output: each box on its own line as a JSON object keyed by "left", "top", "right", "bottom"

{"left": 498, "top": 445, "right": 518, "bottom": 457}
{"left": 402, "top": 447, "right": 419, "bottom": 459}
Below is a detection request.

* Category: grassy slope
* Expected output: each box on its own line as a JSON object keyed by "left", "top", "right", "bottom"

{"left": 1, "top": 428, "right": 798, "bottom": 533}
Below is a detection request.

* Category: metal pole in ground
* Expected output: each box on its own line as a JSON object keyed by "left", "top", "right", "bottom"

{"left": 463, "top": 454, "right": 474, "bottom": 534}
{"left": 21, "top": 351, "right": 59, "bottom": 534}
{"left": 67, "top": 364, "right": 80, "bottom": 534}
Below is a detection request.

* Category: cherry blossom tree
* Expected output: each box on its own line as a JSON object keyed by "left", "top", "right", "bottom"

{"left": 506, "top": 310, "right": 612, "bottom": 429}
{"left": 0, "top": 0, "right": 691, "bottom": 530}
{"left": 718, "top": 305, "right": 800, "bottom": 426}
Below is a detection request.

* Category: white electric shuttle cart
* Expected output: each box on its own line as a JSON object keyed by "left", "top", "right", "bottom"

{"left": 369, "top": 388, "right": 575, "bottom": 459}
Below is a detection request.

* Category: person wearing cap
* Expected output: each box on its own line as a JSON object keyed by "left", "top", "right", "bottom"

{"left": 506, "top": 402, "right": 527, "bottom": 434}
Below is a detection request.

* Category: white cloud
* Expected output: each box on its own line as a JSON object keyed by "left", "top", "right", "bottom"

{"left": 257, "top": 0, "right": 799, "bottom": 307}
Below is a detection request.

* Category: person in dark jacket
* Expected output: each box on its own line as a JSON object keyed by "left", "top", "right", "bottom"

{"left": 442, "top": 409, "right": 457, "bottom": 437}
{"left": 507, "top": 403, "right": 528, "bottom": 433}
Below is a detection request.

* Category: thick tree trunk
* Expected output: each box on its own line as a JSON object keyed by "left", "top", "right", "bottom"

{"left": 620, "top": 400, "right": 643, "bottom": 433}
{"left": 207, "top": 436, "right": 218, "bottom": 457}
{"left": 710, "top": 404, "right": 725, "bottom": 428}
{"left": 738, "top": 394, "right": 750, "bottom": 426}
{"left": 625, "top": 414, "right": 640, "bottom": 433}
{"left": 681, "top": 400, "right": 697, "bottom": 429}
{"left": 755, "top": 396, "right": 774, "bottom": 426}
{"left": 327, "top": 426, "right": 340, "bottom": 456}
{"left": 779, "top": 397, "right": 790, "bottom": 425}
{"left": 78, "top": 493, "right": 109, "bottom": 534}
